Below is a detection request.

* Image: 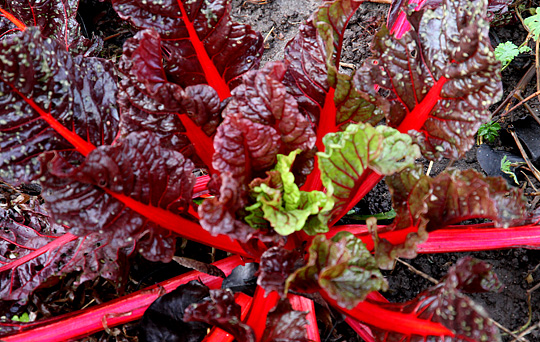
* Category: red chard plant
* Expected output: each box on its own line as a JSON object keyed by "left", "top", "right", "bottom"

{"left": 1, "top": 0, "right": 540, "bottom": 341}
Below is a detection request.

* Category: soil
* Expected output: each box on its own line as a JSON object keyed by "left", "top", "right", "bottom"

{"left": 3, "top": 0, "right": 540, "bottom": 341}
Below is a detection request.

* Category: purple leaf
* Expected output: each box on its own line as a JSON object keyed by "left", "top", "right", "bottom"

{"left": 0, "top": 0, "right": 97, "bottom": 54}
{"left": 0, "top": 196, "right": 131, "bottom": 302}
{"left": 184, "top": 289, "right": 255, "bottom": 342}
{"left": 111, "top": 0, "right": 263, "bottom": 96}
{"left": 261, "top": 298, "right": 309, "bottom": 342}
{"left": 39, "top": 131, "right": 196, "bottom": 262}
{"left": 0, "top": 28, "right": 119, "bottom": 186}
{"left": 355, "top": 0, "right": 502, "bottom": 159}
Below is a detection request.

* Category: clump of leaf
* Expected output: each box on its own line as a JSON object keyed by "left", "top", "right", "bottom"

{"left": 525, "top": 8, "right": 540, "bottom": 40}
{"left": 478, "top": 120, "right": 501, "bottom": 143}
{"left": 494, "top": 41, "right": 531, "bottom": 69}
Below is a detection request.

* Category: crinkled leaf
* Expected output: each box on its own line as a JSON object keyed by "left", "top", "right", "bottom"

{"left": 0, "top": 0, "right": 96, "bottom": 54}
{"left": 246, "top": 150, "right": 333, "bottom": 236}
{"left": 0, "top": 28, "right": 119, "bottom": 186}
{"left": 199, "top": 63, "right": 316, "bottom": 243}
{"left": 355, "top": 0, "right": 502, "bottom": 160}
{"left": 111, "top": 0, "right": 263, "bottom": 94}
{"left": 0, "top": 196, "right": 131, "bottom": 302}
{"left": 261, "top": 298, "right": 309, "bottom": 342}
{"left": 318, "top": 122, "right": 419, "bottom": 222}
{"left": 286, "top": 232, "right": 387, "bottom": 309}
{"left": 139, "top": 280, "right": 210, "bottom": 342}
{"left": 39, "top": 131, "right": 196, "bottom": 262}
{"left": 368, "top": 257, "right": 502, "bottom": 342}
{"left": 284, "top": 0, "right": 381, "bottom": 134}
{"left": 118, "top": 29, "right": 222, "bottom": 169}
{"left": 376, "top": 166, "right": 527, "bottom": 268}
{"left": 184, "top": 289, "right": 255, "bottom": 342}
{"left": 257, "top": 247, "right": 304, "bottom": 296}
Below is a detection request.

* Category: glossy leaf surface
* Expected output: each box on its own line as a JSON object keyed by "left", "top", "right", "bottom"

{"left": 40, "top": 131, "right": 196, "bottom": 262}
{"left": 0, "top": 0, "right": 94, "bottom": 53}
{"left": 0, "top": 28, "right": 119, "bottom": 185}
{"left": 287, "top": 232, "right": 387, "bottom": 309}
{"left": 355, "top": 0, "right": 502, "bottom": 159}
{"left": 111, "top": 0, "right": 263, "bottom": 96}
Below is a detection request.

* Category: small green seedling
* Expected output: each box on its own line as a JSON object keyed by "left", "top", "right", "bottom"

{"left": 500, "top": 155, "right": 525, "bottom": 185}
{"left": 477, "top": 121, "right": 501, "bottom": 144}
{"left": 11, "top": 312, "right": 31, "bottom": 323}
{"left": 494, "top": 42, "right": 531, "bottom": 69}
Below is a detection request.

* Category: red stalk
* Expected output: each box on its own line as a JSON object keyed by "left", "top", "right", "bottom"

{"left": 193, "top": 175, "right": 211, "bottom": 197}
{"left": 321, "top": 291, "right": 453, "bottom": 337}
{"left": 7, "top": 85, "right": 96, "bottom": 157}
{"left": 202, "top": 292, "right": 253, "bottom": 342}
{"left": 177, "top": 114, "right": 218, "bottom": 174}
{"left": 0, "top": 233, "right": 78, "bottom": 273}
{"left": 1, "top": 255, "right": 244, "bottom": 342}
{"left": 244, "top": 285, "right": 280, "bottom": 341}
{"left": 0, "top": 7, "right": 26, "bottom": 31}
{"left": 325, "top": 223, "right": 540, "bottom": 253}
{"left": 287, "top": 294, "right": 320, "bottom": 342}
{"left": 175, "top": 0, "right": 231, "bottom": 101}
{"left": 104, "top": 190, "right": 248, "bottom": 257}
{"left": 345, "top": 317, "right": 375, "bottom": 342}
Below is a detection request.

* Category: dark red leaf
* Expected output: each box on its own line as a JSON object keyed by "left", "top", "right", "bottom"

{"left": 111, "top": 0, "right": 263, "bottom": 99}
{"left": 118, "top": 28, "right": 223, "bottom": 170}
{"left": 368, "top": 257, "right": 502, "bottom": 341}
{"left": 257, "top": 247, "right": 304, "bottom": 296}
{"left": 199, "top": 62, "right": 316, "bottom": 243}
{"left": 284, "top": 0, "right": 381, "bottom": 137}
{"left": 261, "top": 298, "right": 309, "bottom": 342}
{"left": 184, "top": 289, "right": 255, "bottom": 342}
{"left": 0, "top": 28, "right": 119, "bottom": 186}
{"left": 355, "top": 0, "right": 502, "bottom": 160}
{"left": 39, "top": 131, "right": 196, "bottom": 262}
{"left": 0, "top": 197, "right": 131, "bottom": 302}
{"left": 374, "top": 166, "right": 527, "bottom": 268}
{"left": 0, "top": 0, "right": 96, "bottom": 54}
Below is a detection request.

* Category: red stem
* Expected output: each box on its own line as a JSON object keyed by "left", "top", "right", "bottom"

{"left": 287, "top": 294, "right": 320, "bottom": 342}
{"left": 175, "top": 0, "right": 231, "bottom": 101}
{"left": 104, "top": 190, "right": 247, "bottom": 257}
{"left": 0, "top": 7, "right": 26, "bottom": 31}
{"left": 177, "top": 114, "right": 218, "bottom": 174}
{"left": 0, "top": 233, "right": 78, "bottom": 273}
{"left": 325, "top": 223, "right": 540, "bottom": 253}
{"left": 244, "top": 286, "right": 280, "bottom": 341}
{"left": 1, "top": 255, "right": 244, "bottom": 342}
{"left": 202, "top": 292, "right": 253, "bottom": 342}
{"left": 321, "top": 291, "right": 453, "bottom": 337}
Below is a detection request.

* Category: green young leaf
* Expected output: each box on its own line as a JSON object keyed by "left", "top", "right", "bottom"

{"left": 286, "top": 232, "right": 388, "bottom": 309}
{"left": 246, "top": 150, "right": 334, "bottom": 236}
{"left": 494, "top": 41, "right": 521, "bottom": 67}
{"left": 525, "top": 8, "right": 540, "bottom": 40}
{"left": 478, "top": 121, "right": 501, "bottom": 143}
{"left": 318, "top": 122, "right": 420, "bottom": 221}
{"left": 500, "top": 155, "right": 525, "bottom": 184}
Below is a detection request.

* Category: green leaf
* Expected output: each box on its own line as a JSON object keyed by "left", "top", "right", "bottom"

{"left": 246, "top": 150, "right": 334, "bottom": 236}
{"left": 525, "top": 8, "right": 540, "bottom": 40}
{"left": 286, "top": 232, "right": 388, "bottom": 309}
{"left": 318, "top": 122, "right": 420, "bottom": 221}
{"left": 494, "top": 41, "right": 520, "bottom": 67}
